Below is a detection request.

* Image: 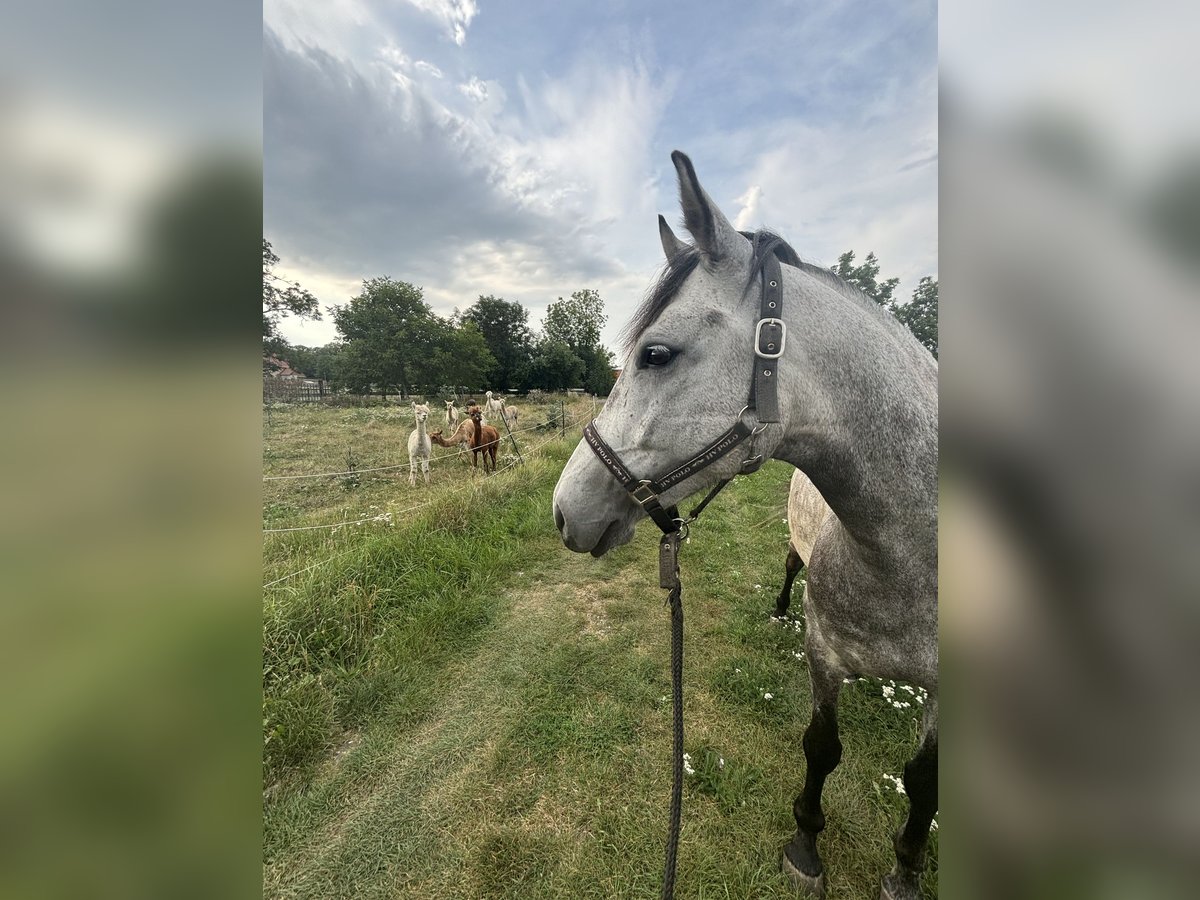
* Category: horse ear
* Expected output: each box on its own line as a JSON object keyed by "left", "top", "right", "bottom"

{"left": 671, "top": 150, "right": 747, "bottom": 263}
{"left": 658, "top": 214, "right": 687, "bottom": 261}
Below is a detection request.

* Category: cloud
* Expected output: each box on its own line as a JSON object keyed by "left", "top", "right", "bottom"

{"left": 264, "top": 27, "right": 673, "bottom": 347}
{"left": 264, "top": 2, "right": 937, "bottom": 348}
{"left": 402, "top": 0, "right": 478, "bottom": 46}
{"left": 413, "top": 60, "right": 443, "bottom": 79}
{"left": 733, "top": 184, "right": 763, "bottom": 231}
{"left": 458, "top": 76, "right": 488, "bottom": 102}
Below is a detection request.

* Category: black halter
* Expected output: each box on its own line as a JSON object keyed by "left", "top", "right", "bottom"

{"left": 582, "top": 251, "right": 785, "bottom": 543}
{"left": 580, "top": 251, "right": 784, "bottom": 900}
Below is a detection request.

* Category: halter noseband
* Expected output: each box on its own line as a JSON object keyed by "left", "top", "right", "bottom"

{"left": 582, "top": 251, "right": 785, "bottom": 540}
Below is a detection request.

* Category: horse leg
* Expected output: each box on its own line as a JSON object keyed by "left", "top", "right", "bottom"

{"left": 773, "top": 542, "right": 805, "bottom": 618}
{"left": 408, "top": 461, "right": 416, "bottom": 487}
{"left": 782, "top": 647, "right": 845, "bottom": 898}
{"left": 880, "top": 704, "right": 938, "bottom": 900}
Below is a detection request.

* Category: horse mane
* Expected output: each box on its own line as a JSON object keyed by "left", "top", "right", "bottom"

{"left": 620, "top": 228, "right": 907, "bottom": 355}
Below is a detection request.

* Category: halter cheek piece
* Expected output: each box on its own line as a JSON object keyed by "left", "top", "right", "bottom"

{"left": 582, "top": 252, "right": 785, "bottom": 559}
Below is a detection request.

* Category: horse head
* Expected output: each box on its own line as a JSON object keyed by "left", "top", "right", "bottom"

{"left": 553, "top": 151, "right": 803, "bottom": 556}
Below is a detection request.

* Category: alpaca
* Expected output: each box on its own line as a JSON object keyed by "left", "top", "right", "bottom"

{"left": 444, "top": 399, "right": 460, "bottom": 431}
{"left": 502, "top": 403, "right": 519, "bottom": 429}
{"left": 468, "top": 405, "right": 500, "bottom": 473}
{"left": 483, "top": 390, "right": 505, "bottom": 425}
{"left": 407, "top": 402, "right": 431, "bottom": 486}
{"left": 430, "top": 418, "right": 475, "bottom": 458}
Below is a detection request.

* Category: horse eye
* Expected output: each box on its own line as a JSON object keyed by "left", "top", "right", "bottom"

{"left": 641, "top": 344, "right": 674, "bottom": 367}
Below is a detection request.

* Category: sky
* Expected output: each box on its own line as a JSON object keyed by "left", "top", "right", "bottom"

{"left": 264, "top": 0, "right": 937, "bottom": 352}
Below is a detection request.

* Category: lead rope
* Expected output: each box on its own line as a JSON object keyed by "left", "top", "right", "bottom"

{"left": 660, "top": 533, "right": 684, "bottom": 900}
{"left": 658, "top": 481, "right": 745, "bottom": 899}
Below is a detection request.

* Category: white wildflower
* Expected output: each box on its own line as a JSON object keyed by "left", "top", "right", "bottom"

{"left": 718, "top": 758, "right": 725, "bottom": 769}
{"left": 763, "top": 692, "right": 774, "bottom": 700}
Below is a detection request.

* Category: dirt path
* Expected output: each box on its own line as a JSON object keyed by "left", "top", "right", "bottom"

{"left": 264, "top": 543, "right": 659, "bottom": 899}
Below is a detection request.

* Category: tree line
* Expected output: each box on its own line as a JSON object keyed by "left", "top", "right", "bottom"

{"left": 264, "top": 240, "right": 615, "bottom": 397}
{"left": 263, "top": 239, "right": 938, "bottom": 398}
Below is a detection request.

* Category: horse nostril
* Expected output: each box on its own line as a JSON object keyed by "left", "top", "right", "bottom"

{"left": 553, "top": 504, "right": 565, "bottom": 535}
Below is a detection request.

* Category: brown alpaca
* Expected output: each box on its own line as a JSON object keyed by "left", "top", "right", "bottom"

{"left": 468, "top": 406, "right": 500, "bottom": 473}
{"left": 431, "top": 406, "right": 499, "bottom": 472}
{"left": 430, "top": 419, "right": 474, "bottom": 452}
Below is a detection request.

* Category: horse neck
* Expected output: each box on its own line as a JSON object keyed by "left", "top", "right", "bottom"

{"left": 416, "top": 416, "right": 428, "bottom": 438}
{"left": 775, "top": 278, "right": 938, "bottom": 554}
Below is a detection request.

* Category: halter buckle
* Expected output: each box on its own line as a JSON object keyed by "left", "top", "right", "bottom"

{"left": 754, "top": 318, "right": 786, "bottom": 359}
{"left": 631, "top": 481, "right": 659, "bottom": 507}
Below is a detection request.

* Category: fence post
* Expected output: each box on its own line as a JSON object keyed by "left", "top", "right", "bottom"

{"left": 500, "top": 407, "right": 524, "bottom": 465}
{"left": 560, "top": 400, "right": 565, "bottom": 438}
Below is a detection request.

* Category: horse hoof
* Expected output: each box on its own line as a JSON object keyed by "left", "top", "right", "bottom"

{"left": 781, "top": 851, "right": 824, "bottom": 898}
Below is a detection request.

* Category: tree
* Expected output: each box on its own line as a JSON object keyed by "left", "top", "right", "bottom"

{"left": 460, "top": 295, "right": 533, "bottom": 390}
{"left": 528, "top": 339, "right": 585, "bottom": 392}
{"left": 541, "top": 288, "right": 615, "bottom": 394}
{"left": 263, "top": 239, "right": 320, "bottom": 351}
{"left": 831, "top": 251, "right": 900, "bottom": 308}
{"left": 332, "top": 277, "right": 443, "bottom": 397}
{"left": 892, "top": 277, "right": 939, "bottom": 359}
{"left": 834, "top": 250, "right": 937, "bottom": 358}
{"left": 543, "top": 289, "right": 605, "bottom": 356}
{"left": 422, "top": 319, "right": 495, "bottom": 392}
{"left": 286, "top": 343, "right": 346, "bottom": 382}
{"left": 578, "top": 344, "right": 615, "bottom": 395}
{"left": 331, "top": 277, "right": 496, "bottom": 396}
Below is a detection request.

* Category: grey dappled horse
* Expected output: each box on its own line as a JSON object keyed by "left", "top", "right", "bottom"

{"left": 552, "top": 152, "right": 938, "bottom": 899}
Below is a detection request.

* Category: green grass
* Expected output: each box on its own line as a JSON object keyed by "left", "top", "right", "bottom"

{"left": 262, "top": 401, "right": 936, "bottom": 899}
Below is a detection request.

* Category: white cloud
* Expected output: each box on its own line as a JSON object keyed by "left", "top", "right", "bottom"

{"left": 402, "top": 0, "right": 479, "bottom": 46}
{"left": 414, "top": 60, "right": 443, "bottom": 79}
{"left": 733, "top": 184, "right": 763, "bottom": 231}
{"left": 264, "top": 3, "right": 936, "bottom": 348}
{"left": 458, "top": 76, "right": 488, "bottom": 102}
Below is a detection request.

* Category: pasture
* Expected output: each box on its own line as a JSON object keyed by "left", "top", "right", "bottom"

{"left": 262, "top": 398, "right": 936, "bottom": 899}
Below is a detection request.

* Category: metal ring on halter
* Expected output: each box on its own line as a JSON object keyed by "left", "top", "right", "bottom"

{"left": 736, "top": 405, "right": 769, "bottom": 436}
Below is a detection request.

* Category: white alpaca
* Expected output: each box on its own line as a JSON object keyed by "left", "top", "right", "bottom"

{"left": 483, "top": 390, "right": 505, "bottom": 425}
{"left": 444, "top": 399, "right": 459, "bottom": 431}
{"left": 502, "top": 402, "right": 519, "bottom": 429}
{"left": 407, "top": 402, "right": 431, "bottom": 486}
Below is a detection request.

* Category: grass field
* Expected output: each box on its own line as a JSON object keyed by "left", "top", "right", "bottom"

{"left": 262, "top": 398, "right": 936, "bottom": 899}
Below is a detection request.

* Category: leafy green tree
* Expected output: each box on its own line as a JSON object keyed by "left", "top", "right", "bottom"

{"left": 834, "top": 251, "right": 937, "bottom": 358}
{"left": 528, "top": 339, "right": 585, "bottom": 392}
{"left": 330, "top": 278, "right": 496, "bottom": 396}
{"left": 286, "top": 343, "right": 346, "bottom": 382}
{"left": 332, "top": 277, "right": 445, "bottom": 397}
{"left": 541, "top": 288, "right": 615, "bottom": 394}
{"left": 579, "top": 345, "right": 615, "bottom": 395}
{"left": 263, "top": 239, "right": 320, "bottom": 351}
{"left": 893, "top": 277, "right": 939, "bottom": 358}
{"left": 832, "top": 251, "right": 900, "bottom": 307}
{"left": 460, "top": 295, "right": 533, "bottom": 390}
{"left": 423, "top": 320, "right": 495, "bottom": 392}
{"left": 543, "top": 289, "right": 605, "bottom": 355}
